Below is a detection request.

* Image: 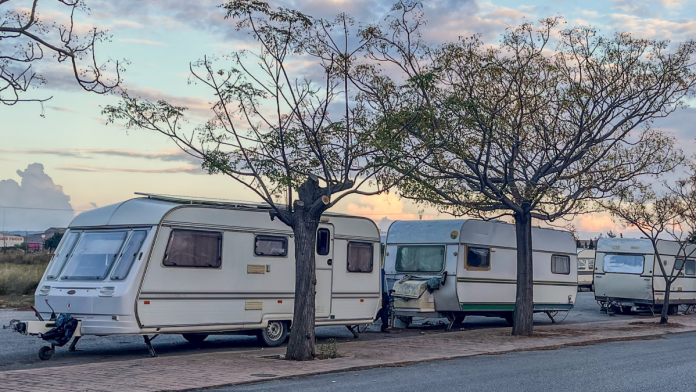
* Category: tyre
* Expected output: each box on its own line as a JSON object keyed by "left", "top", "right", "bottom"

{"left": 38, "top": 346, "right": 54, "bottom": 361}
{"left": 182, "top": 333, "right": 209, "bottom": 343}
{"left": 257, "top": 321, "right": 288, "bottom": 347}
{"left": 621, "top": 306, "right": 632, "bottom": 314}
{"left": 503, "top": 312, "right": 514, "bottom": 326}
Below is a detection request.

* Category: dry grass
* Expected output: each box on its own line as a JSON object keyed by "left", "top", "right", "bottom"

{"left": 0, "top": 251, "right": 50, "bottom": 309}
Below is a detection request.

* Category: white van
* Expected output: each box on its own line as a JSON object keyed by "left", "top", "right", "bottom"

{"left": 594, "top": 238, "right": 696, "bottom": 314}
{"left": 577, "top": 249, "right": 596, "bottom": 291}
{"left": 11, "top": 194, "right": 381, "bottom": 359}
{"left": 384, "top": 220, "right": 577, "bottom": 327}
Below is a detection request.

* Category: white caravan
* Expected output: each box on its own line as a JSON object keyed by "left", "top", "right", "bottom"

{"left": 10, "top": 194, "right": 381, "bottom": 360}
{"left": 594, "top": 238, "right": 696, "bottom": 313}
{"left": 384, "top": 220, "right": 578, "bottom": 327}
{"left": 577, "top": 249, "right": 596, "bottom": 291}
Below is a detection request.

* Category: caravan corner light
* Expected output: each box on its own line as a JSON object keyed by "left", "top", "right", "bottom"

{"left": 39, "top": 286, "right": 51, "bottom": 296}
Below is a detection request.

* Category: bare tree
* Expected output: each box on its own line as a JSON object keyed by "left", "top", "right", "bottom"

{"left": 371, "top": 16, "right": 695, "bottom": 335}
{"left": 1, "top": 0, "right": 124, "bottom": 106}
{"left": 601, "top": 180, "right": 696, "bottom": 323}
{"left": 103, "top": 1, "right": 415, "bottom": 361}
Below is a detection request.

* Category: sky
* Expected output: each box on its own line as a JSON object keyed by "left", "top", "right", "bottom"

{"left": 1, "top": 0, "right": 695, "bottom": 238}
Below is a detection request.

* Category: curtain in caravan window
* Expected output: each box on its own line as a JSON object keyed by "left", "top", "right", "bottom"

{"left": 552, "top": 255, "right": 570, "bottom": 274}
{"left": 396, "top": 245, "right": 445, "bottom": 272}
{"left": 604, "top": 254, "right": 644, "bottom": 274}
{"left": 347, "top": 242, "right": 373, "bottom": 272}
{"left": 164, "top": 230, "right": 221, "bottom": 268}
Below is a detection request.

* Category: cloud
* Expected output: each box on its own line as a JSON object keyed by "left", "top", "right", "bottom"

{"left": 118, "top": 38, "right": 168, "bottom": 46}
{"left": 56, "top": 164, "right": 205, "bottom": 174}
{"left": 48, "top": 106, "right": 79, "bottom": 114}
{"left": 345, "top": 193, "right": 433, "bottom": 231}
{"left": 0, "top": 164, "right": 74, "bottom": 231}
{"left": 0, "top": 148, "right": 203, "bottom": 166}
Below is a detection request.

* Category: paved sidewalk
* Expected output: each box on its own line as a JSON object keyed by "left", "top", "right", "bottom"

{"left": 2, "top": 315, "right": 695, "bottom": 392}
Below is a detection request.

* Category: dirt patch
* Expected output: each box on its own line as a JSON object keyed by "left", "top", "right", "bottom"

{"left": 629, "top": 321, "right": 685, "bottom": 328}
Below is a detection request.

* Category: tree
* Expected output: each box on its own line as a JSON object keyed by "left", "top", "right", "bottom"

{"left": 373, "top": 17, "right": 694, "bottom": 335}
{"left": 576, "top": 239, "right": 582, "bottom": 248}
{"left": 606, "top": 230, "right": 618, "bottom": 238}
{"left": 1, "top": 0, "right": 124, "bottom": 106}
{"left": 601, "top": 182, "right": 695, "bottom": 323}
{"left": 103, "top": 1, "right": 411, "bottom": 360}
{"left": 589, "top": 239, "right": 594, "bottom": 250}
{"left": 43, "top": 232, "right": 63, "bottom": 251}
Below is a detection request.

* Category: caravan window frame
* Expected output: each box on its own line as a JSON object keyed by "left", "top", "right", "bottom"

{"left": 163, "top": 229, "right": 223, "bottom": 269}
{"left": 253, "top": 235, "right": 289, "bottom": 257}
{"left": 464, "top": 246, "right": 491, "bottom": 271}
{"left": 394, "top": 244, "right": 446, "bottom": 273}
{"left": 603, "top": 253, "right": 645, "bottom": 275}
{"left": 347, "top": 241, "right": 374, "bottom": 273}
{"left": 551, "top": 254, "right": 571, "bottom": 275}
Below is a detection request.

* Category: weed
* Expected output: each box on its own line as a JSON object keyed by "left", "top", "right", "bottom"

{"left": 316, "top": 338, "right": 340, "bottom": 359}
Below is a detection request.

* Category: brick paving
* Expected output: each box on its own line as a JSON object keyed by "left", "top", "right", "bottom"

{"left": 2, "top": 316, "right": 696, "bottom": 392}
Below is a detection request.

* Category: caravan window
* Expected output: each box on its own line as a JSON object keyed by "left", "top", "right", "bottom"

{"left": 604, "top": 254, "right": 644, "bottom": 274}
{"left": 396, "top": 245, "right": 445, "bottom": 273}
{"left": 164, "top": 230, "right": 221, "bottom": 268}
{"left": 254, "top": 235, "right": 288, "bottom": 257}
{"left": 686, "top": 260, "right": 696, "bottom": 276}
{"left": 578, "top": 259, "right": 587, "bottom": 269}
{"left": 316, "top": 229, "right": 331, "bottom": 256}
{"left": 111, "top": 230, "right": 149, "bottom": 280}
{"left": 347, "top": 242, "right": 373, "bottom": 273}
{"left": 60, "top": 231, "right": 128, "bottom": 280}
{"left": 552, "top": 255, "right": 570, "bottom": 275}
{"left": 465, "top": 247, "right": 490, "bottom": 271}
{"left": 45, "top": 231, "right": 81, "bottom": 280}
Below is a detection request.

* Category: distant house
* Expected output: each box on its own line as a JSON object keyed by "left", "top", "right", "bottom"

{"left": 26, "top": 227, "right": 67, "bottom": 252}
{"left": 0, "top": 232, "right": 24, "bottom": 248}
{"left": 577, "top": 239, "right": 592, "bottom": 249}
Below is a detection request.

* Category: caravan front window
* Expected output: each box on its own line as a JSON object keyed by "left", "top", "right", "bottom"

{"left": 111, "top": 230, "right": 149, "bottom": 280}
{"left": 45, "top": 231, "right": 80, "bottom": 280}
{"left": 59, "top": 231, "right": 128, "bottom": 280}
{"left": 604, "top": 254, "right": 644, "bottom": 274}
{"left": 395, "top": 245, "right": 445, "bottom": 273}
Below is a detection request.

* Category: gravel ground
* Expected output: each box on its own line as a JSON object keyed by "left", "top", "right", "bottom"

{"left": 0, "top": 291, "right": 621, "bottom": 371}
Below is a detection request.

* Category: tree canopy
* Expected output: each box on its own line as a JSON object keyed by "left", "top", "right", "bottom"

{"left": 1, "top": 0, "right": 124, "bottom": 106}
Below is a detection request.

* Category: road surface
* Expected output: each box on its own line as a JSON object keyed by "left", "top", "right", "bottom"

{"left": 0, "top": 292, "right": 620, "bottom": 371}
{"left": 212, "top": 330, "right": 696, "bottom": 392}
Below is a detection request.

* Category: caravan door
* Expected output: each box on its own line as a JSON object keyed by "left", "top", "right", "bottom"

{"left": 315, "top": 224, "right": 334, "bottom": 318}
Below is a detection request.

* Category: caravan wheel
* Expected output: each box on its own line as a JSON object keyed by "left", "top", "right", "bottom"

{"left": 38, "top": 346, "right": 54, "bottom": 361}
{"left": 258, "top": 321, "right": 288, "bottom": 347}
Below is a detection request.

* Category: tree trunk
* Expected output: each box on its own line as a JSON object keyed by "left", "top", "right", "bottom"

{"left": 660, "top": 280, "right": 671, "bottom": 324}
{"left": 512, "top": 210, "right": 534, "bottom": 336}
{"left": 285, "top": 207, "right": 320, "bottom": 361}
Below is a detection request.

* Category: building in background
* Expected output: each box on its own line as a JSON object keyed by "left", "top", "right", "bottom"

{"left": 25, "top": 227, "right": 66, "bottom": 252}
{"left": 0, "top": 232, "right": 24, "bottom": 248}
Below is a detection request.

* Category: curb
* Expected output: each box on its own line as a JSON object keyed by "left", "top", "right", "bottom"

{"left": 176, "top": 326, "right": 691, "bottom": 392}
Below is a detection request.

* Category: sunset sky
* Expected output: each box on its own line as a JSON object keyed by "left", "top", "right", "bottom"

{"left": 1, "top": 0, "right": 695, "bottom": 237}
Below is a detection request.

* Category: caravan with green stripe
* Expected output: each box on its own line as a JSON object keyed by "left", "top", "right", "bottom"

{"left": 384, "top": 219, "right": 578, "bottom": 327}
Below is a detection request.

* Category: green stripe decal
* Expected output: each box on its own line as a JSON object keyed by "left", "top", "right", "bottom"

{"left": 460, "top": 303, "right": 574, "bottom": 311}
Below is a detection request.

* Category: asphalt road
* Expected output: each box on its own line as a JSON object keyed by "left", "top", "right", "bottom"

{"left": 0, "top": 292, "right": 623, "bottom": 371}
{"left": 213, "top": 330, "right": 696, "bottom": 392}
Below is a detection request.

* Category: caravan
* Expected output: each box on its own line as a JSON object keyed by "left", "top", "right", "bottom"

{"left": 577, "top": 249, "right": 596, "bottom": 291}
{"left": 10, "top": 194, "right": 381, "bottom": 360}
{"left": 384, "top": 220, "right": 577, "bottom": 327}
{"left": 594, "top": 238, "right": 696, "bottom": 313}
